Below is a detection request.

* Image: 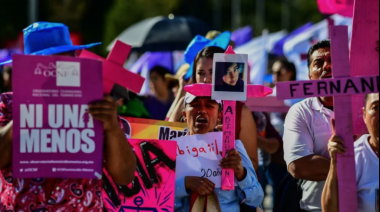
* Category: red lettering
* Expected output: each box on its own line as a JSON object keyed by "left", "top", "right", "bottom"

{"left": 215, "top": 140, "right": 220, "bottom": 155}
{"left": 199, "top": 147, "right": 206, "bottom": 154}
{"left": 177, "top": 145, "right": 185, "bottom": 155}
{"left": 192, "top": 148, "right": 199, "bottom": 157}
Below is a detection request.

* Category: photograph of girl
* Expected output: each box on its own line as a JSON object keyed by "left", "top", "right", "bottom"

{"left": 215, "top": 62, "right": 245, "bottom": 92}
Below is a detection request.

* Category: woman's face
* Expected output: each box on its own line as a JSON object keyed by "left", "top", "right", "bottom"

{"left": 223, "top": 63, "right": 240, "bottom": 86}
{"left": 183, "top": 97, "right": 221, "bottom": 135}
{"left": 149, "top": 71, "right": 168, "bottom": 96}
{"left": 195, "top": 58, "right": 213, "bottom": 84}
{"left": 364, "top": 93, "right": 379, "bottom": 143}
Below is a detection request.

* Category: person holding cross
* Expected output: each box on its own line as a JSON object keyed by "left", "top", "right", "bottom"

{"left": 174, "top": 93, "right": 264, "bottom": 212}
{"left": 282, "top": 40, "right": 340, "bottom": 212}
{"left": 0, "top": 22, "right": 136, "bottom": 212}
{"left": 322, "top": 93, "right": 379, "bottom": 212}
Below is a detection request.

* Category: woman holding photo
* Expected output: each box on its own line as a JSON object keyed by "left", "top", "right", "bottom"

{"left": 169, "top": 46, "right": 259, "bottom": 172}
{"left": 174, "top": 93, "right": 264, "bottom": 212}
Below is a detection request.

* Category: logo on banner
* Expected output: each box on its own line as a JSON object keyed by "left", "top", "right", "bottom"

{"left": 34, "top": 62, "right": 81, "bottom": 87}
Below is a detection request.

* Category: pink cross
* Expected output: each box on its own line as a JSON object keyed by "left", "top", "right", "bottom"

{"left": 185, "top": 46, "right": 273, "bottom": 191}
{"left": 80, "top": 40, "right": 145, "bottom": 95}
{"left": 276, "top": 25, "right": 379, "bottom": 211}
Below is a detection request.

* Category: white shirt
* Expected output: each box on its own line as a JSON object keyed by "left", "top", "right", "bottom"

{"left": 355, "top": 134, "right": 379, "bottom": 212}
{"left": 283, "top": 97, "right": 335, "bottom": 212}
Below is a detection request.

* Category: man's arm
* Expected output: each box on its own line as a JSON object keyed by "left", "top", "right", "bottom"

{"left": 288, "top": 155, "right": 330, "bottom": 181}
{"left": 322, "top": 133, "right": 347, "bottom": 212}
{"left": 89, "top": 96, "right": 136, "bottom": 186}
{"left": 0, "top": 121, "right": 13, "bottom": 169}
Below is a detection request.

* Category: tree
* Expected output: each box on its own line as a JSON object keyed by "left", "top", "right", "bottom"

{"left": 103, "top": 0, "right": 179, "bottom": 53}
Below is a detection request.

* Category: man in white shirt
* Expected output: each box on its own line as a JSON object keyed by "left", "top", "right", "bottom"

{"left": 322, "top": 93, "right": 379, "bottom": 212}
{"left": 283, "top": 40, "right": 335, "bottom": 212}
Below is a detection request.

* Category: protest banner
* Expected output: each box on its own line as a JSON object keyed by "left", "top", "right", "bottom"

{"left": 103, "top": 139, "right": 177, "bottom": 212}
{"left": 175, "top": 132, "right": 224, "bottom": 187}
{"left": 123, "top": 117, "right": 188, "bottom": 140}
{"left": 12, "top": 54, "right": 104, "bottom": 179}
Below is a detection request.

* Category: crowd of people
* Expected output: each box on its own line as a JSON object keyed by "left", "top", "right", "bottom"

{"left": 0, "top": 21, "right": 378, "bottom": 212}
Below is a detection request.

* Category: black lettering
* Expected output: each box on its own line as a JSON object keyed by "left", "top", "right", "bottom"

{"left": 135, "top": 155, "right": 152, "bottom": 189}
{"left": 303, "top": 82, "right": 314, "bottom": 96}
{"left": 317, "top": 82, "right": 328, "bottom": 95}
{"left": 330, "top": 80, "right": 341, "bottom": 94}
{"left": 119, "top": 177, "right": 142, "bottom": 198}
{"left": 158, "top": 127, "right": 170, "bottom": 140}
{"left": 344, "top": 79, "right": 359, "bottom": 93}
{"left": 103, "top": 173, "right": 122, "bottom": 207}
{"left": 361, "top": 77, "right": 375, "bottom": 93}
{"left": 169, "top": 131, "right": 177, "bottom": 140}
{"left": 140, "top": 141, "right": 176, "bottom": 185}
{"left": 178, "top": 131, "right": 184, "bottom": 137}
{"left": 225, "top": 106, "right": 233, "bottom": 115}
{"left": 290, "top": 83, "right": 300, "bottom": 98}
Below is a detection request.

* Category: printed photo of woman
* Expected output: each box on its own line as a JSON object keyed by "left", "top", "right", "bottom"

{"left": 215, "top": 62, "right": 245, "bottom": 93}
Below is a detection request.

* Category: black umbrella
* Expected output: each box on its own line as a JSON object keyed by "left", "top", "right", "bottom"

{"left": 107, "top": 16, "right": 211, "bottom": 52}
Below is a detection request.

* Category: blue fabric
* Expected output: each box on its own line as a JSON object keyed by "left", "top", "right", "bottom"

{"left": 174, "top": 140, "right": 264, "bottom": 212}
{"left": 0, "top": 22, "right": 101, "bottom": 65}
{"left": 184, "top": 31, "right": 232, "bottom": 80}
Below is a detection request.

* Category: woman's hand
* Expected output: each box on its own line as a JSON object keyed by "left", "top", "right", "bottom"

{"left": 185, "top": 177, "right": 215, "bottom": 196}
{"left": 220, "top": 150, "right": 247, "bottom": 181}
{"left": 328, "top": 135, "right": 347, "bottom": 162}
{"left": 88, "top": 96, "right": 120, "bottom": 133}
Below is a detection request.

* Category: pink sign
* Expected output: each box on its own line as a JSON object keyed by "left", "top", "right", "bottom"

{"left": 276, "top": 75, "right": 379, "bottom": 100}
{"left": 103, "top": 139, "right": 177, "bottom": 212}
{"left": 12, "top": 54, "right": 104, "bottom": 179}
{"left": 80, "top": 40, "right": 145, "bottom": 95}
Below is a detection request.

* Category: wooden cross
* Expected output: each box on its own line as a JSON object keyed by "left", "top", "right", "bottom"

{"left": 80, "top": 40, "right": 145, "bottom": 95}
{"left": 185, "top": 59, "right": 273, "bottom": 190}
{"left": 276, "top": 26, "right": 379, "bottom": 211}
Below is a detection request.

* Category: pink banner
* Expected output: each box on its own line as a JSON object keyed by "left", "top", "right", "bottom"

{"left": 222, "top": 101, "right": 236, "bottom": 191}
{"left": 12, "top": 54, "right": 104, "bottom": 179}
{"left": 317, "top": 0, "right": 354, "bottom": 17}
{"left": 103, "top": 139, "right": 177, "bottom": 212}
{"left": 276, "top": 75, "right": 379, "bottom": 100}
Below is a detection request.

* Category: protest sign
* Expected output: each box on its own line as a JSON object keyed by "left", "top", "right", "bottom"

{"left": 12, "top": 54, "right": 104, "bottom": 179}
{"left": 123, "top": 117, "right": 188, "bottom": 140}
{"left": 276, "top": 75, "right": 379, "bottom": 100}
{"left": 174, "top": 132, "right": 224, "bottom": 187}
{"left": 103, "top": 139, "right": 177, "bottom": 212}
{"left": 246, "top": 97, "right": 290, "bottom": 112}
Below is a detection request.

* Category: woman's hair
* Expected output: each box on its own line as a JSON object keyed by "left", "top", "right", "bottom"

{"left": 150, "top": 66, "right": 171, "bottom": 80}
{"left": 191, "top": 46, "right": 225, "bottom": 84}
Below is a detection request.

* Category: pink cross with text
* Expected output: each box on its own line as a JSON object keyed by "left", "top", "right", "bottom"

{"left": 185, "top": 46, "right": 273, "bottom": 191}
